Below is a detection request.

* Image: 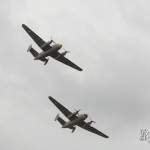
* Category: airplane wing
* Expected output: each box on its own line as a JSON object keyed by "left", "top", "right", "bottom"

{"left": 22, "top": 24, "right": 50, "bottom": 51}
{"left": 49, "top": 96, "right": 76, "bottom": 120}
{"left": 51, "top": 53, "right": 83, "bottom": 71}
{"left": 77, "top": 121, "right": 109, "bottom": 138}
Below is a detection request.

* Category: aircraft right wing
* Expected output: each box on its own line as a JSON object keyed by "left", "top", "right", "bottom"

{"left": 50, "top": 52, "right": 83, "bottom": 71}
{"left": 56, "top": 55, "right": 83, "bottom": 71}
{"left": 49, "top": 96, "right": 77, "bottom": 120}
{"left": 77, "top": 121, "right": 109, "bottom": 138}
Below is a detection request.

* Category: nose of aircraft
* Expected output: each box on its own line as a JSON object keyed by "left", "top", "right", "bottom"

{"left": 84, "top": 114, "right": 88, "bottom": 118}
{"left": 59, "top": 44, "right": 62, "bottom": 49}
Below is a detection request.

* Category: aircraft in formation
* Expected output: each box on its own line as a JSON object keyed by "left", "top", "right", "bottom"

{"left": 22, "top": 24, "right": 82, "bottom": 71}
{"left": 22, "top": 24, "right": 109, "bottom": 138}
{"left": 49, "top": 96, "right": 109, "bottom": 138}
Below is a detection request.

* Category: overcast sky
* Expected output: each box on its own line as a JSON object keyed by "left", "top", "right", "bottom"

{"left": 0, "top": 0, "right": 150, "bottom": 149}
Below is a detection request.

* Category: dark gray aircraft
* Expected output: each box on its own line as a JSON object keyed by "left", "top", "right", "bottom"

{"left": 22, "top": 24, "right": 82, "bottom": 71}
{"left": 49, "top": 96, "right": 109, "bottom": 138}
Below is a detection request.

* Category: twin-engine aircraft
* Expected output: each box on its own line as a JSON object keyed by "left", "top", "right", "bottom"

{"left": 49, "top": 96, "right": 109, "bottom": 138}
{"left": 22, "top": 24, "right": 82, "bottom": 71}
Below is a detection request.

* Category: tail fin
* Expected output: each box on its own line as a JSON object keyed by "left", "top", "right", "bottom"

{"left": 27, "top": 45, "right": 39, "bottom": 57}
{"left": 55, "top": 114, "right": 66, "bottom": 126}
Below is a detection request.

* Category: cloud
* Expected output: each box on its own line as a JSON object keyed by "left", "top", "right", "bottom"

{"left": 0, "top": 0, "right": 150, "bottom": 149}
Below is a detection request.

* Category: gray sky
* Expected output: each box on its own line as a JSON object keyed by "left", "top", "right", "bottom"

{"left": 0, "top": 0, "right": 150, "bottom": 149}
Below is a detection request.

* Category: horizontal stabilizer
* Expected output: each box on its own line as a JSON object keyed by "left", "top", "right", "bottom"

{"left": 27, "top": 45, "right": 32, "bottom": 52}
{"left": 55, "top": 114, "right": 60, "bottom": 121}
{"left": 27, "top": 45, "right": 39, "bottom": 57}
{"left": 55, "top": 114, "right": 66, "bottom": 126}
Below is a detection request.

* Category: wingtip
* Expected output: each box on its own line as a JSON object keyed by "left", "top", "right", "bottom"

{"left": 78, "top": 67, "right": 83, "bottom": 71}
{"left": 48, "top": 96, "right": 52, "bottom": 100}
{"left": 22, "top": 24, "right": 25, "bottom": 27}
{"left": 105, "top": 135, "right": 109, "bottom": 138}
{"left": 22, "top": 24, "right": 28, "bottom": 30}
{"left": 48, "top": 96, "right": 55, "bottom": 102}
{"left": 48, "top": 96, "right": 58, "bottom": 105}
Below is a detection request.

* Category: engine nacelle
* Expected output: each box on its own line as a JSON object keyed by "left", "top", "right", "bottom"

{"left": 68, "top": 109, "right": 80, "bottom": 118}
{"left": 55, "top": 51, "right": 69, "bottom": 59}
{"left": 61, "top": 51, "right": 69, "bottom": 56}
{"left": 41, "top": 40, "right": 52, "bottom": 49}
{"left": 87, "top": 121, "right": 95, "bottom": 125}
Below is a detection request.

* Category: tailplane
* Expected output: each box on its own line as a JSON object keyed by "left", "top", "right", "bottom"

{"left": 27, "top": 45, "right": 39, "bottom": 57}
{"left": 54, "top": 114, "right": 76, "bottom": 133}
{"left": 55, "top": 114, "right": 66, "bottom": 126}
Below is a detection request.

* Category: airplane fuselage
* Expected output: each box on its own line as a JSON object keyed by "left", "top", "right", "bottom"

{"left": 34, "top": 44, "right": 62, "bottom": 60}
{"left": 62, "top": 114, "right": 87, "bottom": 128}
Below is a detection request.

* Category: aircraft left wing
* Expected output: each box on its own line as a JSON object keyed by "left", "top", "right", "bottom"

{"left": 22, "top": 24, "right": 50, "bottom": 51}
{"left": 77, "top": 121, "right": 109, "bottom": 138}
{"left": 49, "top": 96, "right": 76, "bottom": 120}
